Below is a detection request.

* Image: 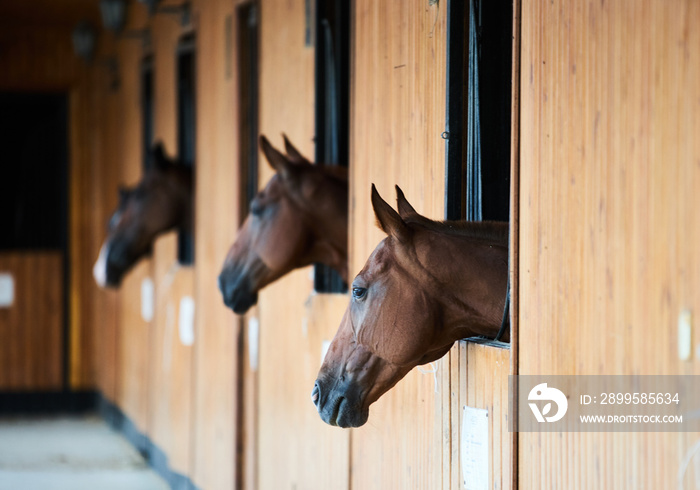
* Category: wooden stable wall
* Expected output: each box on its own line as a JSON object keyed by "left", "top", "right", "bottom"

{"left": 0, "top": 253, "right": 64, "bottom": 390}
{"left": 351, "top": 2, "right": 512, "bottom": 489}
{"left": 75, "top": 0, "right": 515, "bottom": 489}
{"left": 8, "top": 0, "right": 700, "bottom": 488}
{"left": 519, "top": 0, "right": 700, "bottom": 488}
{"left": 255, "top": 1, "right": 350, "bottom": 489}
{"left": 0, "top": 3, "right": 97, "bottom": 392}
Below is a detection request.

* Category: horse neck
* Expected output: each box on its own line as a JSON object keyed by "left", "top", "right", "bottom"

{"left": 297, "top": 173, "right": 349, "bottom": 281}
{"left": 165, "top": 167, "right": 194, "bottom": 232}
{"left": 411, "top": 226, "right": 509, "bottom": 341}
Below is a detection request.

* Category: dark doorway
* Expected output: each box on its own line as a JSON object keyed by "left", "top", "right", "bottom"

{"left": 0, "top": 92, "right": 69, "bottom": 392}
{"left": 0, "top": 93, "right": 68, "bottom": 251}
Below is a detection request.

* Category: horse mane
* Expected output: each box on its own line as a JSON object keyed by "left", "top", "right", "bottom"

{"left": 316, "top": 163, "right": 348, "bottom": 183}
{"left": 405, "top": 214, "right": 508, "bottom": 244}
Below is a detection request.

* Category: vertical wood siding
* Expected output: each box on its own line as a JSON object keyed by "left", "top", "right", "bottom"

{"left": 519, "top": 0, "right": 700, "bottom": 488}
{"left": 0, "top": 253, "right": 64, "bottom": 390}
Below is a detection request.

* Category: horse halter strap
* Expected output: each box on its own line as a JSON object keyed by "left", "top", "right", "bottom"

{"left": 492, "top": 223, "right": 511, "bottom": 342}
{"left": 493, "top": 278, "right": 510, "bottom": 342}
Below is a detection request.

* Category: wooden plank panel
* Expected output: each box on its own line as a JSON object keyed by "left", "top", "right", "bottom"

{"left": 148, "top": 9, "right": 195, "bottom": 479}
{"left": 254, "top": 1, "right": 351, "bottom": 488}
{"left": 114, "top": 5, "right": 153, "bottom": 433}
{"left": 0, "top": 25, "right": 84, "bottom": 91}
{"left": 89, "top": 35, "right": 122, "bottom": 403}
{"left": 69, "top": 74, "right": 99, "bottom": 390}
{"left": 519, "top": 0, "right": 700, "bottom": 487}
{"left": 190, "top": 0, "right": 240, "bottom": 487}
{"left": 258, "top": 290, "right": 351, "bottom": 490}
{"left": 149, "top": 232, "right": 194, "bottom": 475}
{"left": 0, "top": 252, "right": 63, "bottom": 390}
{"left": 349, "top": 1, "right": 447, "bottom": 488}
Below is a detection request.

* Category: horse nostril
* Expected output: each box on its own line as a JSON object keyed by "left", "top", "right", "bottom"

{"left": 311, "top": 383, "right": 320, "bottom": 406}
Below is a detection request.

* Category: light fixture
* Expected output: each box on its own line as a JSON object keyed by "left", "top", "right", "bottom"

{"left": 138, "top": 0, "right": 191, "bottom": 27}
{"left": 138, "top": 0, "right": 159, "bottom": 15}
{"left": 100, "top": 0, "right": 127, "bottom": 33}
{"left": 72, "top": 21, "right": 96, "bottom": 62}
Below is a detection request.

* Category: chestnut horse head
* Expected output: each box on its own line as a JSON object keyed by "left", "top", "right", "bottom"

{"left": 93, "top": 143, "right": 193, "bottom": 288}
{"left": 218, "top": 135, "right": 348, "bottom": 314}
{"left": 312, "top": 185, "right": 508, "bottom": 427}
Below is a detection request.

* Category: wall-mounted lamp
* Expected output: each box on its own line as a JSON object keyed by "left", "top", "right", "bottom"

{"left": 138, "top": 0, "right": 191, "bottom": 27}
{"left": 138, "top": 0, "right": 159, "bottom": 15}
{"left": 100, "top": 0, "right": 127, "bottom": 33}
{"left": 72, "top": 21, "right": 96, "bottom": 62}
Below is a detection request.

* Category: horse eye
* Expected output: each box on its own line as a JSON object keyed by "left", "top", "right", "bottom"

{"left": 352, "top": 287, "right": 367, "bottom": 300}
{"left": 250, "top": 200, "right": 264, "bottom": 216}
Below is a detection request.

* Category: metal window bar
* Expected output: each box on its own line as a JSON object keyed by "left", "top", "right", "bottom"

{"left": 466, "top": 0, "right": 483, "bottom": 222}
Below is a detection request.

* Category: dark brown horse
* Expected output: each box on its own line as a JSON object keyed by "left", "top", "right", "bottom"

{"left": 312, "top": 185, "right": 508, "bottom": 427}
{"left": 218, "top": 135, "right": 348, "bottom": 314}
{"left": 93, "top": 143, "right": 193, "bottom": 288}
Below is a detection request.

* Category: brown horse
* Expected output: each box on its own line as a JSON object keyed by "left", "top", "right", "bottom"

{"left": 93, "top": 143, "right": 193, "bottom": 288}
{"left": 312, "top": 185, "right": 508, "bottom": 427}
{"left": 218, "top": 135, "right": 348, "bottom": 314}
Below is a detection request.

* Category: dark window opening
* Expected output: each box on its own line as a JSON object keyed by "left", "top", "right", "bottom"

{"left": 0, "top": 93, "right": 68, "bottom": 251}
{"left": 445, "top": 0, "right": 512, "bottom": 222}
{"left": 313, "top": 0, "right": 349, "bottom": 293}
{"left": 237, "top": 3, "right": 259, "bottom": 223}
{"left": 177, "top": 34, "right": 196, "bottom": 265}
{"left": 141, "top": 55, "right": 154, "bottom": 170}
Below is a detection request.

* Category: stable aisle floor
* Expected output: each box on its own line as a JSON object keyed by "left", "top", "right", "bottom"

{"left": 0, "top": 416, "right": 169, "bottom": 490}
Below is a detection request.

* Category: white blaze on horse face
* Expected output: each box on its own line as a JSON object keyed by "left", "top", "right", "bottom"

{"left": 93, "top": 242, "right": 109, "bottom": 288}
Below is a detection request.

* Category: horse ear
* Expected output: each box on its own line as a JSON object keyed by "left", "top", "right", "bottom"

{"left": 282, "top": 133, "right": 311, "bottom": 165}
{"left": 260, "top": 135, "right": 295, "bottom": 180}
{"left": 152, "top": 142, "right": 169, "bottom": 170}
{"left": 395, "top": 185, "right": 418, "bottom": 219}
{"left": 372, "top": 184, "right": 410, "bottom": 241}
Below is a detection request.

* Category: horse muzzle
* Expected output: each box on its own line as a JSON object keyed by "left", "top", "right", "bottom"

{"left": 218, "top": 268, "right": 259, "bottom": 314}
{"left": 311, "top": 377, "right": 369, "bottom": 428}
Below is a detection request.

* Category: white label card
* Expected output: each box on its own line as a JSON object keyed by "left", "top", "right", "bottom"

{"left": 178, "top": 296, "right": 195, "bottom": 346}
{"left": 0, "top": 273, "right": 14, "bottom": 308}
{"left": 248, "top": 317, "right": 260, "bottom": 371}
{"left": 461, "top": 406, "right": 489, "bottom": 490}
{"left": 141, "top": 277, "right": 154, "bottom": 322}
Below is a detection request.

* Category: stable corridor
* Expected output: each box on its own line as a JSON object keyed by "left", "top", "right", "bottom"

{"left": 0, "top": 417, "right": 168, "bottom": 490}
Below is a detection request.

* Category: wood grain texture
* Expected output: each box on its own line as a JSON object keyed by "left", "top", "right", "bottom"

{"left": 0, "top": 253, "right": 64, "bottom": 390}
{"left": 88, "top": 34, "right": 123, "bottom": 403}
{"left": 0, "top": 25, "right": 86, "bottom": 92}
{"left": 147, "top": 9, "right": 196, "bottom": 478}
{"left": 519, "top": 0, "right": 700, "bottom": 488}
{"left": 254, "top": 1, "right": 351, "bottom": 489}
{"left": 349, "top": 1, "right": 447, "bottom": 488}
{"left": 149, "top": 232, "right": 195, "bottom": 475}
{"left": 190, "top": 0, "right": 240, "bottom": 487}
{"left": 114, "top": 4, "right": 154, "bottom": 435}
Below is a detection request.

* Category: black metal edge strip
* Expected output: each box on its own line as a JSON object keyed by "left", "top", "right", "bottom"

{"left": 445, "top": 0, "right": 466, "bottom": 221}
{"left": 97, "top": 394, "right": 200, "bottom": 490}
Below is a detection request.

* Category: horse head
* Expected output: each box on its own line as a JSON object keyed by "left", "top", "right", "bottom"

{"left": 218, "top": 135, "right": 348, "bottom": 314}
{"left": 312, "top": 186, "right": 508, "bottom": 427}
{"left": 93, "top": 143, "right": 193, "bottom": 288}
